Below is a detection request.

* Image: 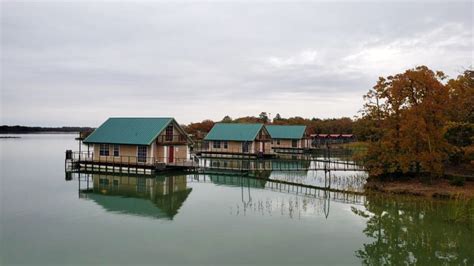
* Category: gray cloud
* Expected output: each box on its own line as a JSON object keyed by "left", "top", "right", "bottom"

{"left": 1, "top": 1, "right": 472, "bottom": 126}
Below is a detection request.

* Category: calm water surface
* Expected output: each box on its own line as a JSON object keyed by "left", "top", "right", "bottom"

{"left": 1, "top": 134, "right": 472, "bottom": 265}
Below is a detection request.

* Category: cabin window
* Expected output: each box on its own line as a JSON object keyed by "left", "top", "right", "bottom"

{"left": 223, "top": 141, "right": 228, "bottom": 149}
{"left": 277, "top": 139, "right": 280, "bottom": 145}
{"left": 113, "top": 145, "right": 120, "bottom": 157}
{"left": 137, "top": 146, "right": 147, "bottom": 163}
{"left": 242, "top": 142, "right": 250, "bottom": 153}
{"left": 213, "top": 141, "right": 221, "bottom": 149}
{"left": 165, "top": 125, "right": 173, "bottom": 141}
{"left": 292, "top": 140, "right": 298, "bottom": 147}
{"left": 99, "top": 144, "right": 109, "bottom": 156}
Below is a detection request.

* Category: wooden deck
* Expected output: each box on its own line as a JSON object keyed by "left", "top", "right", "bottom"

{"left": 66, "top": 150, "right": 365, "bottom": 175}
{"left": 194, "top": 150, "right": 276, "bottom": 159}
{"left": 65, "top": 151, "right": 198, "bottom": 175}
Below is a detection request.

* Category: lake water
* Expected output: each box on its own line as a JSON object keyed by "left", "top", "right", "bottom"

{"left": 1, "top": 134, "right": 473, "bottom": 265}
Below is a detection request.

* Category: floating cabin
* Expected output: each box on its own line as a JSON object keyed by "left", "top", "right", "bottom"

{"left": 202, "top": 123, "right": 271, "bottom": 157}
{"left": 265, "top": 125, "right": 308, "bottom": 152}
{"left": 311, "top": 133, "right": 355, "bottom": 145}
{"left": 81, "top": 117, "right": 193, "bottom": 167}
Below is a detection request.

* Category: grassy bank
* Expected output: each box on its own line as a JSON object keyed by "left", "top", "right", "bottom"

{"left": 365, "top": 177, "right": 474, "bottom": 199}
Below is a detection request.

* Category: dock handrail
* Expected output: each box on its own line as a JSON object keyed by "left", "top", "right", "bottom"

{"left": 67, "top": 151, "right": 197, "bottom": 168}
{"left": 155, "top": 134, "right": 188, "bottom": 144}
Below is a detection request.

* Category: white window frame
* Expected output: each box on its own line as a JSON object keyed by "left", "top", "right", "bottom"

{"left": 137, "top": 145, "right": 148, "bottom": 163}
{"left": 99, "top": 144, "right": 109, "bottom": 156}
{"left": 113, "top": 144, "right": 120, "bottom": 157}
{"left": 213, "top": 141, "right": 221, "bottom": 149}
{"left": 165, "top": 125, "right": 174, "bottom": 141}
{"left": 242, "top": 142, "right": 250, "bottom": 153}
{"left": 292, "top": 139, "right": 298, "bottom": 147}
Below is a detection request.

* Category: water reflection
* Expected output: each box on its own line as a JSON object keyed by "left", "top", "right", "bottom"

{"left": 353, "top": 194, "right": 474, "bottom": 264}
{"left": 227, "top": 190, "right": 333, "bottom": 219}
{"left": 200, "top": 158, "right": 367, "bottom": 192}
{"left": 68, "top": 171, "right": 473, "bottom": 264}
{"left": 186, "top": 173, "right": 362, "bottom": 220}
{"left": 78, "top": 173, "right": 191, "bottom": 220}
{"left": 70, "top": 171, "right": 364, "bottom": 221}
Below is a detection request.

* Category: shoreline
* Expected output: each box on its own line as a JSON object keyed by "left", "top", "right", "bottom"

{"left": 364, "top": 178, "right": 474, "bottom": 199}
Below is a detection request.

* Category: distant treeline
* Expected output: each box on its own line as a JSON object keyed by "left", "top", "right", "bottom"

{"left": 182, "top": 114, "right": 356, "bottom": 140}
{"left": 0, "top": 125, "right": 94, "bottom": 134}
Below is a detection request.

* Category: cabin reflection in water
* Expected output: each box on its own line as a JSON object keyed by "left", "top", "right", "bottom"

{"left": 81, "top": 174, "right": 191, "bottom": 220}
{"left": 74, "top": 170, "right": 365, "bottom": 221}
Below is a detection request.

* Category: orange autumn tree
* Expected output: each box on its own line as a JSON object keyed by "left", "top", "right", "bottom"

{"left": 362, "top": 66, "right": 451, "bottom": 178}
{"left": 444, "top": 70, "right": 474, "bottom": 164}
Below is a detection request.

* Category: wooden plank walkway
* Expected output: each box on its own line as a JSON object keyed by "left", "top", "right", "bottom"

{"left": 66, "top": 151, "right": 365, "bottom": 175}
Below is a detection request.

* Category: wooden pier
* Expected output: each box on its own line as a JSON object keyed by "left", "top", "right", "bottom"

{"left": 65, "top": 151, "right": 198, "bottom": 175}
{"left": 198, "top": 157, "right": 364, "bottom": 172}
{"left": 66, "top": 148, "right": 365, "bottom": 175}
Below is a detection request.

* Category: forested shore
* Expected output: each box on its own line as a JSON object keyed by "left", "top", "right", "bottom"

{"left": 0, "top": 126, "right": 94, "bottom": 134}
{"left": 3, "top": 66, "right": 472, "bottom": 187}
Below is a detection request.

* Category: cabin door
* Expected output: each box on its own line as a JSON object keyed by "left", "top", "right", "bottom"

{"left": 168, "top": 146, "right": 174, "bottom": 163}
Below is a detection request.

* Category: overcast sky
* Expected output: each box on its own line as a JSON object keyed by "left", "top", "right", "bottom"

{"left": 1, "top": 1, "right": 472, "bottom": 126}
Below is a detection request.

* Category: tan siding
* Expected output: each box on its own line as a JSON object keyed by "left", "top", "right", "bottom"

{"left": 206, "top": 140, "right": 275, "bottom": 154}
{"left": 151, "top": 120, "right": 191, "bottom": 163}
{"left": 92, "top": 143, "right": 153, "bottom": 164}
{"left": 173, "top": 145, "right": 188, "bottom": 161}
{"left": 208, "top": 141, "right": 246, "bottom": 153}
{"left": 155, "top": 145, "right": 165, "bottom": 161}
{"left": 156, "top": 121, "right": 188, "bottom": 143}
{"left": 255, "top": 127, "right": 270, "bottom": 141}
{"left": 268, "top": 139, "right": 306, "bottom": 150}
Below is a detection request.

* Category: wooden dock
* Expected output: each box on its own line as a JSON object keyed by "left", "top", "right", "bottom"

{"left": 65, "top": 151, "right": 198, "bottom": 175}
{"left": 66, "top": 150, "right": 365, "bottom": 175}
{"left": 198, "top": 157, "right": 364, "bottom": 172}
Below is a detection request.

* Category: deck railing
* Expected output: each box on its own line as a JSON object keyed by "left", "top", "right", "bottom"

{"left": 191, "top": 141, "right": 272, "bottom": 155}
{"left": 68, "top": 151, "right": 197, "bottom": 168}
{"left": 155, "top": 134, "right": 188, "bottom": 144}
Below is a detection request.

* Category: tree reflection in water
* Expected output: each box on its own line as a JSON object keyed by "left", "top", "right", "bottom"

{"left": 353, "top": 194, "right": 473, "bottom": 265}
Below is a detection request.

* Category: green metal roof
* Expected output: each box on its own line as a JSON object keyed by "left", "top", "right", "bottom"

{"left": 87, "top": 188, "right": 192, "bottom": 220}
{"left": 265, "top": 125, "right": 306, "bottom": 139}
{"left": 83, "top": 117, "right": 173, "bottom": 145}
{"left": 204, "top": 123, "right": 264, "bottom": 141}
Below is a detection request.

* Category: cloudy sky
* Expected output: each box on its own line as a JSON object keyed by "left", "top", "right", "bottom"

{"left": 1, "top": 1, "right": 472, "bottom": 126}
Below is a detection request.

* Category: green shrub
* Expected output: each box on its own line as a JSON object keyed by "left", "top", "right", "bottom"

{"left": 449, "top": 176, "right": 466, "bottom": 187}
